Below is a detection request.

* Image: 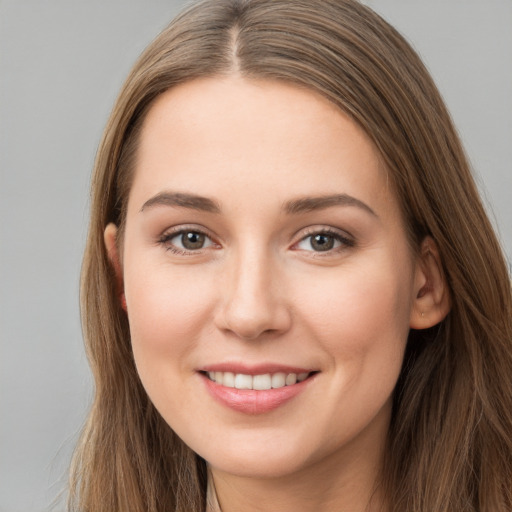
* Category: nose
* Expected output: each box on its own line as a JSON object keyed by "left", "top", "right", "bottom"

{"left": 215, "top": 245, "right": 292, "bottom": 340}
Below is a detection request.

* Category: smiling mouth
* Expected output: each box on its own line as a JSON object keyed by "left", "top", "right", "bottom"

{"left": 202, "top": 371, "right": 315, "bottom": 390}
{"left": 200, "top": 368, "right": 318, "bottom": 414}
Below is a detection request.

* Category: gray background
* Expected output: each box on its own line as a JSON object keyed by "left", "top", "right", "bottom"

{"left": 1, "top": 1, "right": 510, "bottom": 511}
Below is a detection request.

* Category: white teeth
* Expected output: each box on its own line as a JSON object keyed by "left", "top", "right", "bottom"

{"left": 285, "top": 373, "right": 297, "bottom": 386}
{"left": 207, "top": 371, "right": 311, "bottom": 389}
{"left": 234, "top": 373, "right": 253, "bottom": 390}
{"left": 223, "top": 372, "right": 235, "bottom": 388}
{"left": 271, "top": 372, "right": 286, "bottom": 388}
{"left": 253, "top": 374, "right": 272, "bottom": 390}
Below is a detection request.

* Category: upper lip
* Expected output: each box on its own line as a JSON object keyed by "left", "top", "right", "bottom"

{"left": 198, "top": 362, "right": 316, "bottom": 375}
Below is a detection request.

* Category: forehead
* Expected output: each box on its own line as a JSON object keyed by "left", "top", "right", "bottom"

{"left": 128, "top": 76, "right": 395, "bottom": 219}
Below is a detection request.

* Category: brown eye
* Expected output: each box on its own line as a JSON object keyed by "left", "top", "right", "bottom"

{"left": 310, "top": 234, "right": 335, "bottom": 251}
{"left": 181, "top": 231, "right": 206, "bottom": 250}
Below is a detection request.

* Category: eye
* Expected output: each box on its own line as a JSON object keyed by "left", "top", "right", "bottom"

{"left": 160, "top": 229, "right": 215, "bottom": 254}
{"left": 295, "top": 229, "right": 353, "bottom": 253}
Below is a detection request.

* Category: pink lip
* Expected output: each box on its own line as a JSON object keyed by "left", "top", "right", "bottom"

{"left": 198, "top": 365, "right": 317, "bottom": 415}
{"left": 199, "top": 362, "right": 313, "bottom": 375}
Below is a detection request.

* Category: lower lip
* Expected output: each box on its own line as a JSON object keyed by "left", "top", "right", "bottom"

{"left": 201, "top": 373, "right": 315, "bottom": 414}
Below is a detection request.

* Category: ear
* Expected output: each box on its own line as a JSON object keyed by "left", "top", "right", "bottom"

{"left": 409, "top": 237, "right": 451, "bottom": 329}
{"left": 104, "top": 223, "right": 126, "bottom": 310}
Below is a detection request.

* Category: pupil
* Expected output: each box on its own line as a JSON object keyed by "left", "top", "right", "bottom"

{"left": 182, "top": 231, "right": 205, "bottom": 249}
{"left": 311, "top": 234, "right": 334, "bottom": 251}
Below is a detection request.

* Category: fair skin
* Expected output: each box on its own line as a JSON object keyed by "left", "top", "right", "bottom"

{"left": 105, "top": 76, "right": 449, "bottom": 512}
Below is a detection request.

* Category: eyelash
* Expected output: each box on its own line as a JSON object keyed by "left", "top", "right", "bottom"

{"left": 157, "top": 226, "right": 355, "bottom": 256}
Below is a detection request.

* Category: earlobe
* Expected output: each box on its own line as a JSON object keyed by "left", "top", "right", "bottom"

{"left": 410, "top": 237, "right": 451, "bottom": 329}
{"left": 104, "top": 223, "right": 126, "bottom": 310}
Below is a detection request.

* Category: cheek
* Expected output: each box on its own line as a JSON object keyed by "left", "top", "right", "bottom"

{"left": 124, "top": 258, "right": 217, "bottom": 370}
{"left": 292, "top": 254, "right": 414, "bottom": 404}
{"left": 123, "top": 261, "right": 222, "bottom": 425}
{"left": 296, "top": 263, "right": 412, "bottom": 345}
{"left": 291, "top": 259, "right": 413, "bottom": 433}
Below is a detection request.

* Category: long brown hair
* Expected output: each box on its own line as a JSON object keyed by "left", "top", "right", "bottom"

{"left": 70, "top": 1, "right": 512, "bottom": 510}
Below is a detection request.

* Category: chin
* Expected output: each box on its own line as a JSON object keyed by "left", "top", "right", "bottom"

{"left": 205, "top": 450, "right": 309, "bottom": 480}
{"left": 189, "top": 428, "right": 325, "bottom": 480}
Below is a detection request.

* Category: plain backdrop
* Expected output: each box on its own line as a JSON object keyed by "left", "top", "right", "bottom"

{"left": 0, "top": 1, "right": 510, "bottom": 511}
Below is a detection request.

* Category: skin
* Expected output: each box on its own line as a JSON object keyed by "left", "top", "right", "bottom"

{"left": 105, "top": 76, "right": 449, "bottom": 512}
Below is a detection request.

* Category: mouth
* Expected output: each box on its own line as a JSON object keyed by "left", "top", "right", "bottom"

{"left": 198, "top": 366, "right": 318, "bottom": 414}
{"left": 202, "top": 370, "right": 313, "bottom": 390}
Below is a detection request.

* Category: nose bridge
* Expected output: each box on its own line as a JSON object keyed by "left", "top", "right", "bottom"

{"left": 233, "top": 243, "right": 272, "bottom": 304}
{"left": 219, "top": 240, "right": 289, "bottom": 339}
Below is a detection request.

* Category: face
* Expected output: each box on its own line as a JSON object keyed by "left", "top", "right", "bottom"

{"left": 116, "top": 76, "right": 422, "bottom": 480}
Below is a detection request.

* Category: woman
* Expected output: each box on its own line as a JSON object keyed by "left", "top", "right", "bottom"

{"left": 70, "top": 0, "right": 512, "bottom": 511}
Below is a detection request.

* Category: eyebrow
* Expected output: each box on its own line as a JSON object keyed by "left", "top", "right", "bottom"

{"left": 284, "top": 194, "right": 377, "bottom": 217}
{"left": 140, "top": 191, "right": 377, "bottom": 217}
{"left": 140, "top": 191, "right": 221, "bottom": 213}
